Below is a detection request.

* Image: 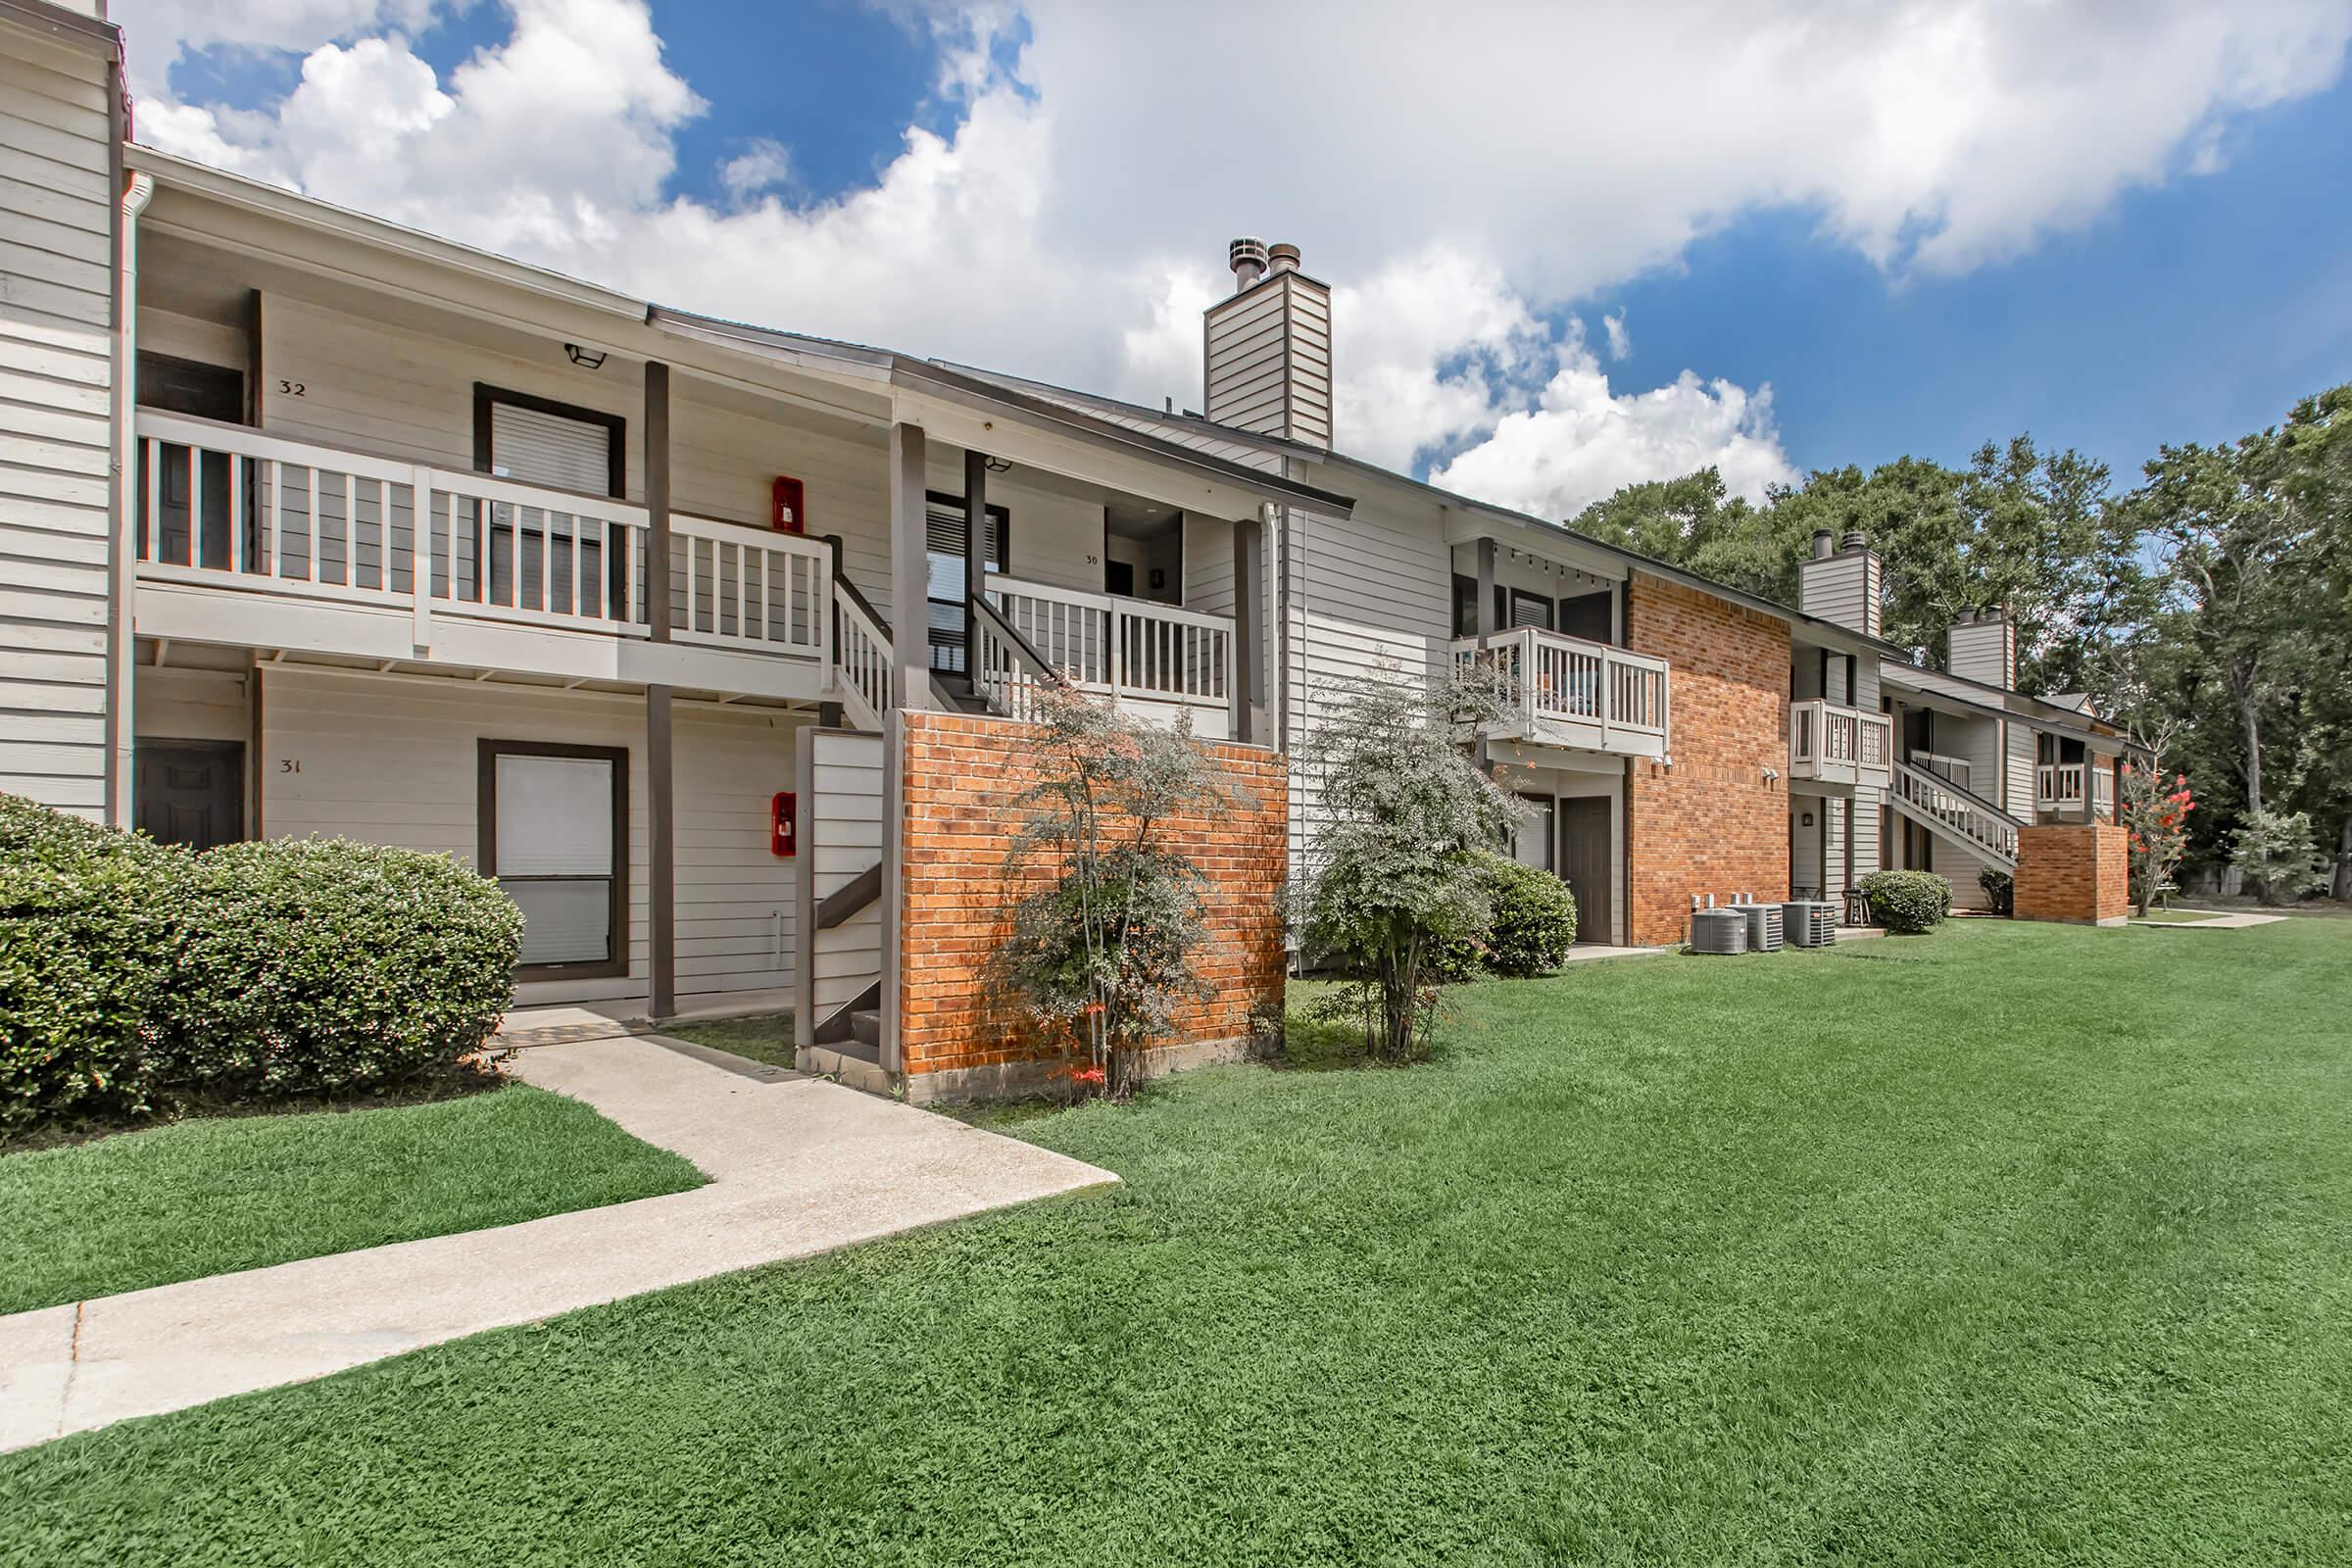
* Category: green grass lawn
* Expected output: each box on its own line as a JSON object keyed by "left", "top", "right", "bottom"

{"left": 0, "top": 1084, "right": 705, "bottom": 1315}
{"left": 5, "top": 919, "right": 2349, "bottom": 1565}
{"left": 662, "top": 1011, "right": 798, "bottom": 1069}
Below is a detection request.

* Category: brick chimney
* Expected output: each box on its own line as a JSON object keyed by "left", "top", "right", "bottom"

{"left": 1948, "top": 607, "right": 2017, "bottom": 690}
{"left": 1796, "top": 527, "right": 1882, "bottom": 637}
{"left": 1203, "top": 237, "right": 1332, "bottom": 448}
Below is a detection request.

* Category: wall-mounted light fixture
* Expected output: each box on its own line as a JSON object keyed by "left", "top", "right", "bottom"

{"left": 564, "top": 343, "right": 608, "bottom": 369}
{"left": 984, "top": 456, "right": 1012, "bottom": 474}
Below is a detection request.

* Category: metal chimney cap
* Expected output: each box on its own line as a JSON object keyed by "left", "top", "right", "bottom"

{"left": 1956, "top": 608, "right": 1978, "bottom": 624}
{"left": 1267, "top": 241, "right": 1301, "bottom": 274}
{"left": 1228, "top": 237, "right": 1269, "bottom": 288}
{"left": 1839, "top": 528, "right": 1869, "bottom": 552}
{"left": 1810, "top": 528, "right": 1836, "bottom": 560}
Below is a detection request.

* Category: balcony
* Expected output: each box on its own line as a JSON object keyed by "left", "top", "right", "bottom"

{"left": 981, "top": 575, "right": 1237, "bottom": 734}
{"left": 129, "top": 412, "right": 833, "bottom": 701}
{"left": 1450, "top": 626, "right": 1671, "bottom": 761}
{"left": 1788, "top": 700, "right": 1892, "bottom": 789}
{"left": 2035, "top": 761, "right": 2116, "bottom": 818}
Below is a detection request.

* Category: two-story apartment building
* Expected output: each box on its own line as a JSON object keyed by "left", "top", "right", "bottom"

{"left": 0, "top": 2, "right": 2136, "bottom": 1101}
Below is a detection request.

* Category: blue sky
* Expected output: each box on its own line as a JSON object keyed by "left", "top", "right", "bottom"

{"left": 125, "top": 0, "right": 2352, "bottom": 514}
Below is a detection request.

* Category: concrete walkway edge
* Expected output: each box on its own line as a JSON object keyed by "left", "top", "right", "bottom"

{"left": 0, "top": 1036, "right": 1115, "bottom": 1451}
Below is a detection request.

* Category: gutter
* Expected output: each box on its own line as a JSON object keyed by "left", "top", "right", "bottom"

{"left": 111, "top": 169, "right": 153, "bottom": 827}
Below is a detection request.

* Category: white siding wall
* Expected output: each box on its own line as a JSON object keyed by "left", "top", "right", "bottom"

{"left": 2004, "top": 719, "right": 2036, "bottom": 820}
{"left": 1284, "top": 496, "right": 1452, "bottom": 876}
{"left": 136, "top": 663, "right": 246, "bottom": 742}
{"left": 260, "top": 667, "right": 803, "bottom": 1005}
{"left": 0, "top": 26, "right": 114, "bottom": 816}
{"left": 805, "top": 729, "right": 883, "bottom": 1024}
{"left": 1852, "top": 654, "right": 1884, "bottom": 885}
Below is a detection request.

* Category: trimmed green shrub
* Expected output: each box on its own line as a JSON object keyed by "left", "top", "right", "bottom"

{"left": 165, "top": 838, "right": 524, "bottom": 1099}
{"left": 0, "top": 797, "right": 190, "bottom": 1129}
{"left": 1858, "top": 869, "right": 1953, "bottom": 934}
{"left": 1430, "top": 851, "right": 1580, "bottom": 979}
{"left": 1978, "top": 866, "right": 2014, "bottom": 916}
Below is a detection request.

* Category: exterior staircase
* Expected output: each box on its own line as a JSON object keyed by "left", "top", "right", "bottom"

{"left": 1888, "top": 759, "right": 2021, "bottom": 870}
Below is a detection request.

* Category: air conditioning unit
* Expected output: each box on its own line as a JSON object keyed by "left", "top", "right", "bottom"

{"left": 1782, "top": 901, "right": 1838, "bottom": 947}
{"left": 1690, "top": 907, "right": 1748, "bottom": 955}
{"left": 1741, "top": 903, "right": 1784, "bottom": 953}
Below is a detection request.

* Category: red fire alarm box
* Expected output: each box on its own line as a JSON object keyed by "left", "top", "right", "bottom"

{"left": 770, "top": 791, "right": 797, "bottom": 858}
{"left": 771, "top": 475, "right": 806, "bottom": 534}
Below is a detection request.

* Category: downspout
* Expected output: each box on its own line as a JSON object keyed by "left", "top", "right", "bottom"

{"left": 112, "top": 169, "right": 154, "bottom": 827}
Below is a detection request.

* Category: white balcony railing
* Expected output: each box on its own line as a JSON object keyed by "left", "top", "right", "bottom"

{"left": 131, "top": 411, "right": 831, "bottom": 664}
{"left": 985, "top": 574, "right": 1234, "bottom": 730}
{"left": 2035, "top": 761, "right": 2116, "bottom": 816}
{"left": 1910, "top": 751, "right": 1974, "bottom": 792}
{"left": 1788, "top": 700, "right": 1892, "bottom": 788}
{"left": 1450, "top": 627, "right": 1670, "bottom": 760}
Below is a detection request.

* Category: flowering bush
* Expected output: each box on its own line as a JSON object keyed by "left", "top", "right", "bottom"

{"left": 2120, "top": 764, "right": 2194, "bottom": 914}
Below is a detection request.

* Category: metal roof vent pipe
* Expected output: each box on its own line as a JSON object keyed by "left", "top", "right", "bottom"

{"left": 1840, "top": 527, "right": 1868, "bottom": 553}
{"left": 1811, "top": 527, "right": 1836, "bottom": 560}
{"left": 1956, "top": 608, "right": 1978, "bottom": 624}
{"left": 1267, "top": 242, "right": 1301, "bottom": 276}
{"left": 1228, "top": 237, "right": 1269, "bottom": 290}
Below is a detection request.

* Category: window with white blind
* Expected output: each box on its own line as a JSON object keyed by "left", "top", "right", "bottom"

{"left": 481, "top": 743, "right": 628, "bottom": 978}
{"left": 1508, "top": 588, "right": 1554, "bottom": 630}
{"left": 925, "top": 493, "right": 1008, "bottom": 674}
{"left": 487, "top": 401, "right": 618, "bottom": 495}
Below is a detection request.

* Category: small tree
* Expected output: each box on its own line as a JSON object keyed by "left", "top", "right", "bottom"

{"left": 989, "top": 684, "right": 1228, "bottom": 1101}
{"left": 2119, "top": 760, "right": 2194, "bottom": 915}
{"left": 2230, "top": 808, "right": 2327, "bottom": 906}
{"left": 1297, "top": 667, "right": 1526, "bottom": 1063}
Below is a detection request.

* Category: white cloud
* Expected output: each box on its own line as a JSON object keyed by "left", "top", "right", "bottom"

{"left": 1430, "top": 325, "right": 1799, "bottom": 520}
{"left": 1602, "top": 312, "right": 1631, "bottom": 364}
{"left": 123, "top": 0, "right": 2352, "bottom": 513}
{"left": 718, "top": 138, "right": 794, "bottom": 201}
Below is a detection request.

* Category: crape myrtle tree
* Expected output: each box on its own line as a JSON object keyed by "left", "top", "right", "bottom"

{"left": 1297, "top": 665, "right": 1526, "bottom": 1064}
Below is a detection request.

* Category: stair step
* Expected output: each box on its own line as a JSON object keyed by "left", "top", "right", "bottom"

{"left": 850, "top": 1008, "right": 881, "bottom": 1048}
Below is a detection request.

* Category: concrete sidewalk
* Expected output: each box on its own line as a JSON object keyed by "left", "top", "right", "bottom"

{"left": 0, "top": 1036, "right": 1115, "bottom": 1451}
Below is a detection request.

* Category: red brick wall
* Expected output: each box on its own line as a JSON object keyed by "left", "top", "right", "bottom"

{"left": 1626, "top": 574, "right": 1792, "bottom": 946}
{"left": 896, "top": 710, "right": 1288, "bottom": 1080}
{"left": 2014, "top": 823, "right": 2129, "bottom": 925}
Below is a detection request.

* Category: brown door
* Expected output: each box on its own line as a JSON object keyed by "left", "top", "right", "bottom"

{"left": 1558, "top": 796, "right": 1612, "bottom": 947}
{"left": 135, "top": 741, "right": 245, "bottom": 852}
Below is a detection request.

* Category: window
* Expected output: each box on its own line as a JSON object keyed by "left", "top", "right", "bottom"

{"left": 1451, "top": 575, "right": 1559, "bottom": 636}
{"left": 925, "top": 492, "right": 1008, "bottom": 674}
{"left": 479, "top": 742, "right": 628, "bottom": 979}
{"left": 471, "top": 385, "right": 626, "bottom": 613}
{"left": 474, "top": 385, "right": 624, "bottom": 496}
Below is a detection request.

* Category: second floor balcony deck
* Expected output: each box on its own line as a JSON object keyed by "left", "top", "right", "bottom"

{"left": 1450, "top": 625, "right": 1671, "bottom": 762}
{"left": 1788, "top": 700, "right": 1892, "bottom": 790}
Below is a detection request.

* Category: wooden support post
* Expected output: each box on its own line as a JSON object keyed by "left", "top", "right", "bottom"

{"left": 963, "top": 448, "right": 987, "bottom": 690}
{"left": 649, "top": 683, "right": 676, "bottom": 1021}
{"left": 1475, "top": 536, "right": 1498, "bottom": 771}
{"left": 646, "top": 362, "right": 670, "bottom": 642}
{"left": 889, "top": 421, "right": 931, "bottom": 710}
{"left": 1231, "top": 514, "right": 1262, "bottom": 743}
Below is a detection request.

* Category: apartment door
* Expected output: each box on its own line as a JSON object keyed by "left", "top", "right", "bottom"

{"left": 1558, "top": 796, "right": 1612, "bottom": 947}
{"left": 135, "top": 740, "right": 244, "bottom": 852}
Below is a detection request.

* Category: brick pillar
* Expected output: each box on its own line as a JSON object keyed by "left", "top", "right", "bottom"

{"left": 2014, "top": 823, "right": 2129, "bottom": 926}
